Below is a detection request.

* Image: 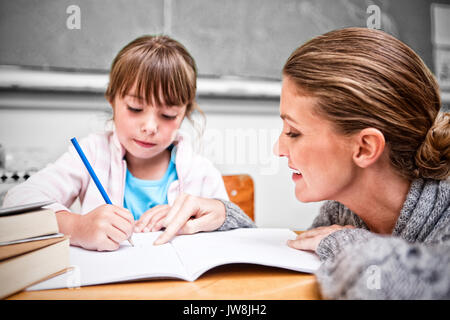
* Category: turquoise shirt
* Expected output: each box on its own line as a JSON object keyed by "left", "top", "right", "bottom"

{"left": 124, "top": 147, "right": 178, "bottom": 220}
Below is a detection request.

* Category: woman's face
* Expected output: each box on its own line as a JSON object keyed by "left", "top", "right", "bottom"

{"left": 274, "top": 76, "right": 357, "bottom": 203}
{"left": 112, "top": 89, "right": 186, "bottom": 162}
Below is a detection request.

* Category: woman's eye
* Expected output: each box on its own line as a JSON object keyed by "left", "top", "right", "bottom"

{"left": 285, "top": 131, "right": 300, "bottom": 138}
{"left": 127, "top": 106, "right": 142, "bottom": 113}
{"left": 161, "top": 114, "right": 177, "bottom": 120}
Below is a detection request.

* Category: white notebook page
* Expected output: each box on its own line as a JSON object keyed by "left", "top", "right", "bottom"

{"left": 171, "top": 228, "right": 321, "bottom": 280}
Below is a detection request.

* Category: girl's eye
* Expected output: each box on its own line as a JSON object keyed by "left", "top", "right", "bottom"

{"left": 127, "top": 106, "right": 142, "bottom": 113}
{"left": 161, "top": 114, "right": 177, "bottom": 120}
{"left": 285, "top": 131, "right": 300, "bottom": 138}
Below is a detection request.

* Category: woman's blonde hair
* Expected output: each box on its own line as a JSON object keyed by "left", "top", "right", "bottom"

{"left": 105, "top": 35, "right": 202, "bottom": 121}
{"left": 283, "top": 27, "right": 449, "bottom": 180}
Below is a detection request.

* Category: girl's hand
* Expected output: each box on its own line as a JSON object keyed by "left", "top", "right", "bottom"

{"left": 153, "top": 193, "right": 226, "bottom": 245}
{"left": 71, "top": 204, "right": 135, "bottom": 251}
{"left": 134, "top": 205, "right": 171, "bottom": 233}
{"left": 287, "top": 225, "right": 355, "bottom": 252}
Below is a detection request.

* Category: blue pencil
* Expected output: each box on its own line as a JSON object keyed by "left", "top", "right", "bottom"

{"left": 71, "top": 137, "right": 112, "bottom": 204}
{"left": 70, "top": 137, "right": 134, "bottom": 246}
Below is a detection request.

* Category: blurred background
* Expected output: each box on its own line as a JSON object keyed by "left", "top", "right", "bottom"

{"left": 0, "top": 0, "right": 449, "bottom": 230}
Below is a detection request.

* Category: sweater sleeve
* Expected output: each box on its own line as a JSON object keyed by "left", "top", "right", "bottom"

{"left": 215, "top": 199, "right": 256, "bottom": 231}
{"left": 315, "top": 228, "right": 450, "bottom": 299}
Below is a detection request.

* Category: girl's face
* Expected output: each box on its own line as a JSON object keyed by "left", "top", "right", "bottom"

{"left": 274, "top": 77, "right": 357, "bottom": 203}
{"left": 112, "top": 90, "right": 187, "bottom": 162}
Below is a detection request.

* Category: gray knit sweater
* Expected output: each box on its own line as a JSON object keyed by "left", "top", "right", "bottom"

{"left": 218, "top": 178, "right": 450, "bottom": 299}
{"left": 312, "top": 178, "right": 450, "bottom": 299}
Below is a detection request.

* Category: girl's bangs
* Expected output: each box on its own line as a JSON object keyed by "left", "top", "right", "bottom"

{"left": 119, "top": 50, "right": 196, "bottom": 108}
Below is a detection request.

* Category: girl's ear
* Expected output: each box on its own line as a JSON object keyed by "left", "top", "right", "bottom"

{"left": 352, "top": 128, "right": 386, "bottom": 169}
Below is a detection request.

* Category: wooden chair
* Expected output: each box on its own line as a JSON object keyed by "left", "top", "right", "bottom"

{"left": 222, "top": 174, "right": 254, "bottom": 221}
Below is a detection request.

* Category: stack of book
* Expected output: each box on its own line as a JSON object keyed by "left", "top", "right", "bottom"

{"left": 0, "top": 201, "right": 70, "bottom": 299}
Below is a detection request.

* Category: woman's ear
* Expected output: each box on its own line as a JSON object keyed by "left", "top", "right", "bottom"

{"left": 352, "top": 128, "right": 386, "bottom": 168}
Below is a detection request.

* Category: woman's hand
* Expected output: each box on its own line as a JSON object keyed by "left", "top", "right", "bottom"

{"left": 287, "top": 224, "right": 355, "bottom": 252}
{"left": 153, "top": 193, "right": 226, "bottom": 245}
{"left": 134, "top": 205, "right": 171, "bottom": 233}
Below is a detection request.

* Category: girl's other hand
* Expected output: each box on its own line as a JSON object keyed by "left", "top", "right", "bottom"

{"left": 153, "top": 193, "right": 226, "bottom": 245}
{"left": 134, "top": 205, "right": 171, "bottom": 233}
{"left": 287, "top": 225, "right": 355, "bottom": 252}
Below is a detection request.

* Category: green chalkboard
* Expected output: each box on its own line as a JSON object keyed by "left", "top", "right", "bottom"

{"left": 0, "top": 0, "right": 443, "bottom": 79}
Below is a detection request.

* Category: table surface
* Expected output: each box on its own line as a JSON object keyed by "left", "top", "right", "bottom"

{"left": 8, "top": 232, "right": 321, "bottom": 300}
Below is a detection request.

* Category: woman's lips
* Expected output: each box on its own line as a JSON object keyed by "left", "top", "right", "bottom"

{"left": 289, "top": 165, "right": 302, "bottom": 182}
{"left": 292, "top": 172, "right": 303, "bottom": 182}
{"left": 134, "top": 139, "right": 156, "bottom": 148}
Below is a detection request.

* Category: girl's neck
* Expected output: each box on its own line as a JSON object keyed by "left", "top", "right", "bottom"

{"left": 337, "top": 166, "right": 411, "bottom": 235}
{"left": 125, "top": 149, "right": 171, "bottom": 180}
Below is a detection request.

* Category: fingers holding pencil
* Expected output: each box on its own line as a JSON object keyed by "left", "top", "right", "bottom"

{"left": 72, "top": 204, "right": 135, "bottom": 251}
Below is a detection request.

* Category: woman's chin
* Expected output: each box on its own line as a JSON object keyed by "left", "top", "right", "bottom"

{"left": 294, "top": 187, "right": 322, "bottom": 203}
{"left": 295, "top": 193, "right": 314, "bottom": 203}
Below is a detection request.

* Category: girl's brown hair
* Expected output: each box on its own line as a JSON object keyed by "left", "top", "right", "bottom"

{"left": 105, "top": 35, "right": 202, "bottom": 120}
{"left": 283, "top": 27, "right": 449, "bottom": 180}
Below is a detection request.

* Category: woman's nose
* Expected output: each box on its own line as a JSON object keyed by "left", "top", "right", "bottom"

{"left": 273, "top": 136, "right": 288, "bottom": 158}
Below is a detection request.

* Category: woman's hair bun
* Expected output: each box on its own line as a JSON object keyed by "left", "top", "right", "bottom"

{"left": 415, "top": 112, "right": 450, "bottom": 180}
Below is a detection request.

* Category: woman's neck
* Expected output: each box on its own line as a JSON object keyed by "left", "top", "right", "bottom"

{"left": 125, "top": 149, "right": 171, "bottom": 180}
{"left": 337, "top": 166, "right": 411, "bottom": 235}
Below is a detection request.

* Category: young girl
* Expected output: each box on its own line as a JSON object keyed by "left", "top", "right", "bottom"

{"left": 2, "top": 35, "right": 230, "bottom": 251}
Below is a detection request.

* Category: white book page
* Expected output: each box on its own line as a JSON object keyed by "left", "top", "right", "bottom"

{"left": 171, "top": 228, "right": 321, "bottom": 281}
{"left": 28, "top": 232, "right": 187, "bottom": 290}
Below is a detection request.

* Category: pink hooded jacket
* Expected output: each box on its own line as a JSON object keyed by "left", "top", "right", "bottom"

{"left": 3, "top": 129, "right": 229, "bottom": 214}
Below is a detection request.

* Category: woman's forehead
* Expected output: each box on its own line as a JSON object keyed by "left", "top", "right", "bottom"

{"left": 280, "top": 94, "right": 318, "bottom": 122}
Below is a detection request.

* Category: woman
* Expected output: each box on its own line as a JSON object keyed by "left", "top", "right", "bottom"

{"left": 148, "top": 28, "right": 450, "bottom": 299}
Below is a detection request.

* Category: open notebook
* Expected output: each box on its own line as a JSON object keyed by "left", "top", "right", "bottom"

{"left": 28, "top": 228, "right": 321, "bottom": 290}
